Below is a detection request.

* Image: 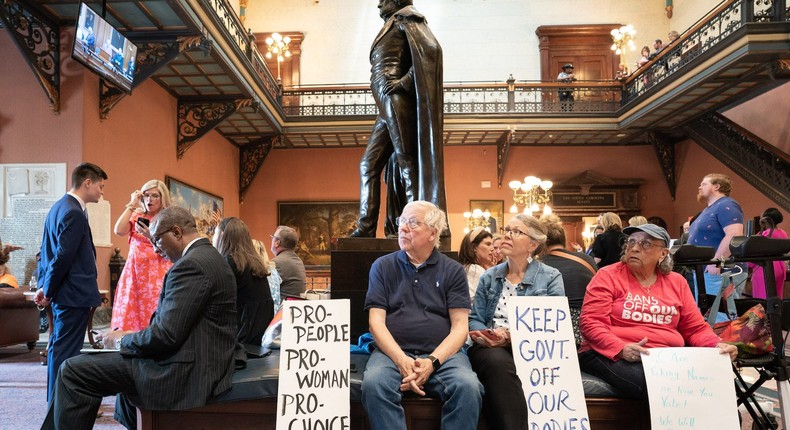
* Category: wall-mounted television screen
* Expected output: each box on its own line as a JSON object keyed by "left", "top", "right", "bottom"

{"left": 72, "top": 3, "right": 138, "bottom": 93}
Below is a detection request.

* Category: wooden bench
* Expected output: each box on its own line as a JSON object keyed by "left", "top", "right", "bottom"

{"left": 137, "top": 352, "right": 650, "bottom": 430}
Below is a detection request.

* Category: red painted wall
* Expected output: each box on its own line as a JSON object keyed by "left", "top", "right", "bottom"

{"left": 1, "top": 29, "right": 239, "bottom": 289}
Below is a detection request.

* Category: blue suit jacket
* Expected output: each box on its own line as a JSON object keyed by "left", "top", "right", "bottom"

{"left": 38, "top": 194, "right": 101, "bottom": 308}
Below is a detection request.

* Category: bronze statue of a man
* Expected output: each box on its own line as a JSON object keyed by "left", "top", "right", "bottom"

{"left": 350, "top": 0, "right": 447, "bottom": 237}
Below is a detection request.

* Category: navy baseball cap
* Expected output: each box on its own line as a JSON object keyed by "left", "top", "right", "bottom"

{"left": 623, "top": 223, "right": 671, "bottom": 246}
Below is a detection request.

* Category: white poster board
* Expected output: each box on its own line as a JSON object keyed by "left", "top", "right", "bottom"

{"left": 277, "top": 299, "right": 351, "bottom": 430}
{"left": 507, "top": 296, "right": 590, "bottom": 429}
{"left": 642, "top": 347, "right": 739, "bottom": 430}
{"left": 0, "top": 163, "right": 67, "bottom": 285}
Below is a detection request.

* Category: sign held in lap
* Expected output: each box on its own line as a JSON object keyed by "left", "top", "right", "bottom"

{"left": 508, "top": 296, "right": 590, "bottom": 430}
{"left": 277, "top": 299, "right": 351, "bottom": 430}
{"left": 642, "top": 347, "right": 739, "bottom": 429}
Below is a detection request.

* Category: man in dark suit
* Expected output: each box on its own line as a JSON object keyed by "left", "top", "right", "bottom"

{"left": 34, "top": 162, "right": 107, "bottom": 403}
{"left": 40, "top": 206, "right": 239, "bottom": 430}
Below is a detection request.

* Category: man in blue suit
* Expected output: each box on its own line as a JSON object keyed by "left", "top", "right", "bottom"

{"left": 41, "top": 206, "right": 240, "bottom": 430}
{"left": 34, "top": 162, "right": 107, "bottom": 403}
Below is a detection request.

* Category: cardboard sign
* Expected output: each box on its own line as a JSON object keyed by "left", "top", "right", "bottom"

{"left": 642, "top": 347, "right": 739, "bottom": 430}
{"left": 507, "top": 296, "right": 590, "bottom": 430}
{"left": 276, "top": 300, "right": 351, "bottom": 430}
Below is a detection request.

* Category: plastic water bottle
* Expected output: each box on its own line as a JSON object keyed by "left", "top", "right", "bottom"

{"left": 29, "top": 274, "right": 37, "bottom": 292}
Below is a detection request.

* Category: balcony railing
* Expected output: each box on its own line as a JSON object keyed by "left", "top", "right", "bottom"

{"left": 196, "top": 0, "right": 787, "bottom": 118}
{"left": 280, "top": 82, "right": 623, "bottom": 118}
{"left": 623, "top": 0, "right": 789, "bottom": 102}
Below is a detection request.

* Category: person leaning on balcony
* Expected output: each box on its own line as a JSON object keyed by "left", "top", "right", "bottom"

{"left": 578, "top": 223, "right": 737, "bottom": 399}
{"left": 557, "top": 63, "right": 576, "bottom": 111}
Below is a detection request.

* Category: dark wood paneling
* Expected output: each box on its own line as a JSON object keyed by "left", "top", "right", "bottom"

{"left": 537, "top": 24, "right": 620, "bottom": 81}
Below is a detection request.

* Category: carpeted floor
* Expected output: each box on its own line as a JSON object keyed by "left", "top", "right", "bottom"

{"left": 0, "top": 307, "right": 124, "bottom": 430}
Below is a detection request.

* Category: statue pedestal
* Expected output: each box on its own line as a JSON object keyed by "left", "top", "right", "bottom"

{"left": 331, "top": 238, "right": 399, "bottom": 343}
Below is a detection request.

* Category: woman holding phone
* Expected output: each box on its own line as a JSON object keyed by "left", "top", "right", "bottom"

{"left": 468, "top": 214, "right": 564, "bottom": 430}
{"left": 111, "top": 179, "right": 172, "bottom": 331}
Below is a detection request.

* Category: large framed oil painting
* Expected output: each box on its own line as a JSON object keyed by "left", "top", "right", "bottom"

{"left": 469, "top": 199, "right": 505, "bottom": 234}
{"left": 277, "top": 201, "right": 359, "bottom": 267}
{"left": 166, "top": 176, "right": 223, "bottom": 237}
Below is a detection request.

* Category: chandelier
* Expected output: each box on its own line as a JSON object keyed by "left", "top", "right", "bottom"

{"left": 265, "top": 32, "right": 291, "bottom": 80}
{"left": 463, "top": 208, "right": 491, "bottom": 234}
{"left": 508, "top": 176, "right": 553, "bottom": 216}
{"left": 610, "top": 25, "right": 637, "bottom": 62}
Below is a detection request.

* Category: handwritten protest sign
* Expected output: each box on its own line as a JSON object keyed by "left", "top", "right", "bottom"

{"left": 507, "top": 296, "right": 589, "bottom": 430}
{"left": 277, "top": 300, "right": 351, "bottom": 430}
{"left": 642, "top": 347, "right": 739, "bottom": 430}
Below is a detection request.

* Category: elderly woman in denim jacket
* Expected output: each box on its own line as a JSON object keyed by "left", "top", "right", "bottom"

{"left": 468, "top": 214, "right": 564, "bottom": 430}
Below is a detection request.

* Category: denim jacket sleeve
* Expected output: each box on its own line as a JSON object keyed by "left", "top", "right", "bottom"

{"left": 469, "top": 270, "right": 492, "bottom": 331}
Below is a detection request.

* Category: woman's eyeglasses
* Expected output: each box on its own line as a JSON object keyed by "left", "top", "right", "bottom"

{"left": 625, "top": 238, "right": 663, "bottom": 250}
{"left": 503, "top": 226, "right": 529, "bottom": 238}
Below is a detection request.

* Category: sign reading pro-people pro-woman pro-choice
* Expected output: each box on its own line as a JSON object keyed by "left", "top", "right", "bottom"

{"left": 508, "top": 296, "right": 590, "bottom": 430}
{"left": 277, "top": 299, "right": 351, "bottom": 430}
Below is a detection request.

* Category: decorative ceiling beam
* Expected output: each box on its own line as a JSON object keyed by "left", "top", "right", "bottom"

{"left": 647, "top": 131, "right": 676, "bottom": 201}
{"left": 0, "top": 0, "right": 59, "bottom": 112}
{"left": 100, "top": 35, "right": 210, "bottom": 119}
{"left": 177, "top": 97, "right": 255, "bottom": 159}
{"left": 239, "top": 135, "right": 277, "bottom": 202}
{"left": 496, "top": 129, "right": 515, "bottom": 189}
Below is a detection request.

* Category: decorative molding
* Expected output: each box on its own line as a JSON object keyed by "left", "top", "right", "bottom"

{"left": 647, "top": 132, "right": 677, "bottom": 201}
{"left": 239, "top": 135, "right": 277, "bottom": 201}
{"left": 0, "top": 0, "right": 60, "bottom": 112}
{"left": 100, "top": 36, "right": 209, "bottom": 119}
{"left": 682, "top": 112, "right": 790, "bottom": 212}
{"left": 496, "top": 129, "right": 514, "bottom": 189}
{"left": 177, "top": 98, "right": 254, "bottom": 159}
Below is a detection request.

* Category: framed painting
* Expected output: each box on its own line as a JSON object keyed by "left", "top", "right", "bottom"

{"left": 277, "top": 201, "right": 359, "bottom": 267}
{"left": 469, "top": 200, "right": 505, "bottom": 235}
{"left": 166, "top": 176, "right": 223, "bottom": 237}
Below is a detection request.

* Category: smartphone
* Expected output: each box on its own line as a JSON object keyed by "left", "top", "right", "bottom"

{"left": 470, "top": 329, "right": 499, "bottom": 341}
{"left": 136, "top": 218, "right": 150, "bottom": 227}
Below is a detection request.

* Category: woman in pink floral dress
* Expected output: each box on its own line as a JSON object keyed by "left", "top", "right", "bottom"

{"left": 111, "top": 179, "right": 172, "bottom": 331}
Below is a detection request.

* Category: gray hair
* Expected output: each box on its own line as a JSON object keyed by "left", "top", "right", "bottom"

{"left": 512, "top": 213, "right": 548, "bottom": 255}
{"left": 275, "top": 226, "right": 299, "bottom": 250}
{"left": 403, "top": 200, "right": 447, "bottom": 249}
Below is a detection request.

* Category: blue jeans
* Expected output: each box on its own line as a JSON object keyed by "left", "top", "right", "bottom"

{"left": 693, "top": 269, "right": 748, "bottom": 323}
{"left": 362, "top": 348, "right": 483, "bottom": 430}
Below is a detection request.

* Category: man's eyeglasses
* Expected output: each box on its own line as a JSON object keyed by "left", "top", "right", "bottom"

{"left": 152, "top": 227, "right": 175, "bottom": 248}
{"left": 625, "top": 238, "right": 663, "bottom": 250}
{"left": 503, "top": 226, "right": 529, "bottom": 238}
{"left": 395, "top": 217, "right": 424, "bottom": 229}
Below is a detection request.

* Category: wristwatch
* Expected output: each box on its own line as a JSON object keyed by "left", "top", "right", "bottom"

{"left": 426, "top": 355, "right": 441, "bottom": 371}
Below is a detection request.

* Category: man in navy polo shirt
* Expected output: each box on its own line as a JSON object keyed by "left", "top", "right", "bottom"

{"left": 361, "top": 200, "right": 482, "bottom": 430}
